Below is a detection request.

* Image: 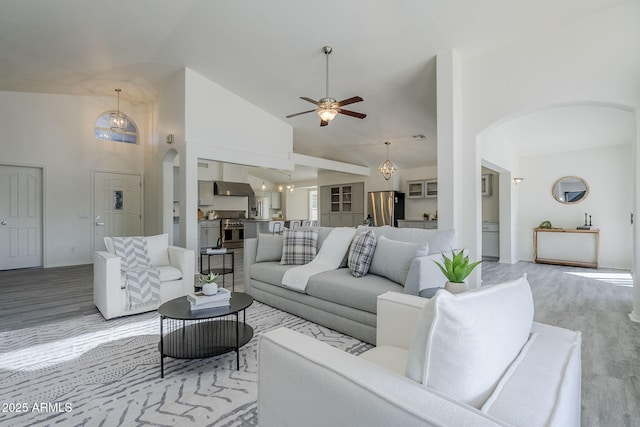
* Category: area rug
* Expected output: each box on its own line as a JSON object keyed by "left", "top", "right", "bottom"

{"left": 0, "top": 302, "right": 371, "bottom": 426}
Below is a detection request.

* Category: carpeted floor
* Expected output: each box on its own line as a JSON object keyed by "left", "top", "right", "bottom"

{"left": 0, "top": 301, "right": 371, "bottom": 426}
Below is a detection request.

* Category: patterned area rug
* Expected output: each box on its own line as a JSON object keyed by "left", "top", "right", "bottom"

{"left": 0, "top": 302, "right": 371, "bottom": 426}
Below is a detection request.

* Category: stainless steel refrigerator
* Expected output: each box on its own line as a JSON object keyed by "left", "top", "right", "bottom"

{"left": 368, "top": 191, "right": 405, "bottom": 227}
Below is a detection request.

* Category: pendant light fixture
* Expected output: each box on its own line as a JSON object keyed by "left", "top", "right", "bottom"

{"left": 286, "top": 175, "right": 295, "bottom": 192}
{"left": 378, "top": 141, "right": 396, "bottom": 180}
{"left": 109, "top": 88, "right": 128, "bottom": 132}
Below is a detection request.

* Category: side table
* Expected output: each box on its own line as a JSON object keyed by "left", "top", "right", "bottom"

{"left": 199, "top": 249, "right": 235, "bottom": 291}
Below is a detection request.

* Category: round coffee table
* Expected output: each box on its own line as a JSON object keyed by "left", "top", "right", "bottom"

{"left": 158, "top": 292, "right": 254, "bottom": 378}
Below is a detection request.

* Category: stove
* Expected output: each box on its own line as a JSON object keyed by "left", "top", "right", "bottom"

{"left": 213, "top": 210, "right": 245, "bottom": 249}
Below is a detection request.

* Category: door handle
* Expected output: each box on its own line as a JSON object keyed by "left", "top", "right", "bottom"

{"left": 96, "top": 222, "right": 105, "bottom": 226}
{"left": 1, "top": 221, "right": 6, "bottom": 225}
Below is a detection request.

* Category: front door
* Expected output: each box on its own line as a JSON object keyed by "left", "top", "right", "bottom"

{"left": 93, "top": 172, "right": 142, "bottom": 252}
{"left": 0, "top": 165, "right": 43, "bottom": 270}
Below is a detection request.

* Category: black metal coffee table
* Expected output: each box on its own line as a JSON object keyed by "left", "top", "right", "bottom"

{"left": 158, "top": 292, "right": 254, "bottom": 377}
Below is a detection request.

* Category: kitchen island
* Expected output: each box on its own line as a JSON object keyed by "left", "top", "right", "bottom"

{"left": 244, "top": 219, "right": 271, "bottom": 239}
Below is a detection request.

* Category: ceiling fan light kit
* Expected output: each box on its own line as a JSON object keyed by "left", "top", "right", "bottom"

{"left": 286, "top": 46, "right": 366, "bottom": 127}
{"left": 379, "top": 141, "right": 397, "bottom": 181}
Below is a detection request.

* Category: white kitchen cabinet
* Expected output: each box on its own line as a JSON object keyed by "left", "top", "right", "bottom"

{"left": 198, "top": 181, "right": 215, "bottom": 206}
{"left": 270, "top": 191, "right": 281, "bottom": 209}
{"left": 482, "top": 222, "right": 499, "bottom": 258}
{"left": 407, "top": 181, "right": 425, "bottom": 198}
{"left": 406, "top": 179, "right": 437, "bottom": 198}
{"left": 397, "top": 220, "right": 438, "bottom": 229}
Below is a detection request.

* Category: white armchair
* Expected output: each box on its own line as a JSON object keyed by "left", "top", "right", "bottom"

{"left": 258, "top": 281, "right": 582, "bottom": 427}
{"left": 93, "top": 233, "right": 194, "bottom": 320}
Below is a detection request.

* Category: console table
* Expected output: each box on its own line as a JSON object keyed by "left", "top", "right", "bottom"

{"left": 533, "top": 228, "right": 599, "bottom": 269}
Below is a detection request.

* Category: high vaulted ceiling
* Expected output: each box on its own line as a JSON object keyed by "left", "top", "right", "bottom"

{"left": 0, "top": 0, "right": 630, "bottom": 174}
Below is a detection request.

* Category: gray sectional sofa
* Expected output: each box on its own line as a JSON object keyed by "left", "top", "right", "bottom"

{"left": 243, "top": 226, "right": 457, "bottom": 344}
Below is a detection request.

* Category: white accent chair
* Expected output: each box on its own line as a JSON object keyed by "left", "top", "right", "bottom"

{"left": 93, "top": 233, "right": 195, "bottom": 320}
{"left": 258, "top": 280, "right": 582, "bottom": 427}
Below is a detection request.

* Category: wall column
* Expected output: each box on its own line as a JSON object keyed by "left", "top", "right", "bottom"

{"left": 630, "top": 111, "right": 640, "bottom": 323}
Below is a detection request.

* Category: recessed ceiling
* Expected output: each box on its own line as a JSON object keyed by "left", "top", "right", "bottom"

{"left": 0, "top": 0, "right": 628, "bottom": 171}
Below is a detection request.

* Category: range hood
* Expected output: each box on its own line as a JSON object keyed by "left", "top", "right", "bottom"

{"left": 214, "top": 181, "right": 255, "bottom": 197}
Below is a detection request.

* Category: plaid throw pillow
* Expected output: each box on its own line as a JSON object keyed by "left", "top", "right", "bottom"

{"left": 348, "top": 230, "right": 377, "bottom": 277}
{"left": 280, "top": 229, "right": 319, "bottom": 265}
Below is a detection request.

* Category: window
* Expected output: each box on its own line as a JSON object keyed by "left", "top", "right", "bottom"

{"left": 95, "top": 112, "right": 138, "bottom": 144}
{"left": 309, "top": 190, "right": 318, "bottom": 221}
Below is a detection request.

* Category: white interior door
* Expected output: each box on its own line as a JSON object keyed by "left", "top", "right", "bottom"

{"left": 0, "top": 165, "right": 43, "bottom": 270}
{"left": 93, "top": 172, "right": 142, "bottom": 252}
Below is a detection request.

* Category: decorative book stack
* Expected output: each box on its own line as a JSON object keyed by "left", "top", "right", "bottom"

{"left": 206, "top": 247, "right": 227, "bottom": 254}
{"left": 187, "top": 288, "right": 231, "bottom": 311}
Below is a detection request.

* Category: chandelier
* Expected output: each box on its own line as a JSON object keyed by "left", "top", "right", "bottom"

{"left": 109, "top": 88, "right": 128, "bottom": 132}
{"left": 378, "top": 141, "right": 396, "bottom": 180}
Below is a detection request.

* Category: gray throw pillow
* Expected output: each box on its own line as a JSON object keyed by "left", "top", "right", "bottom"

{"left": 256, "top": 233, "right": 284, "bottom": 262}
{"left": 280, "top": 229, "right": 318, "bottom": 265}
{"left": 369, "top": 236, "right": 429, "bottom": 285}
{"left": 348, "top": 230, "right": 377, "bottom": 277}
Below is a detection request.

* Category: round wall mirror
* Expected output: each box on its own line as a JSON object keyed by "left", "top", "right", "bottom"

{"left": 552, "top": 176, "right": 589, "bottom": 204}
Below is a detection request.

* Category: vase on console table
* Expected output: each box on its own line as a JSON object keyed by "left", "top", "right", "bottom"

{"left": 445, "top": 281, "right": 468, "bottom": 294}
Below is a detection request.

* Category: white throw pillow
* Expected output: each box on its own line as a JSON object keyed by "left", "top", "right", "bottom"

{"left": 369, "top": 236, "right": 428, "bottom": 285}
{"left": 406, "top": 275, "right": 534, "bottom": 408}
{"left": 145, "top": 234, "right": 171, "bottom": 266}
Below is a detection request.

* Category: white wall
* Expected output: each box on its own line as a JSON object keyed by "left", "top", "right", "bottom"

{"left": 285, "top": 188, "right": 310, "bottom": 220}
{"left": 456, "top": 2, "right": 640, "bottom": 283}
{"left": 0, "top": 90, "right": 148, "bottom": 267}
{"left": 518, "top": 145, "right": 632, "bottom": 269}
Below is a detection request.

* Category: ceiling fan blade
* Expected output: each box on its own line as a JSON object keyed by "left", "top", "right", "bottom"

{"left": 335, "top": 96, "right": 363, "bottom": 107}
{"left": 300, "top": 97, "right": 320, "bottom": 106}
{"left": 338, "top": 109, "right": 367, "bottom": 119}
{"left": 320, "top": 120, "right": 329, "bottom": 127}
{"left": 286, "top": 109, "right": 317, "bottom": 118}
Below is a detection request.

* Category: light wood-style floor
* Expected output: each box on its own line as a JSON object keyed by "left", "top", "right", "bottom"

{"left": 0, "top": 257, "right": 638, "bottom": 426}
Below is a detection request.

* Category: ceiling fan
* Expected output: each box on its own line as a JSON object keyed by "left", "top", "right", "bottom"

{"left": 286, "top": 46, "right": 366, "bottom": 127}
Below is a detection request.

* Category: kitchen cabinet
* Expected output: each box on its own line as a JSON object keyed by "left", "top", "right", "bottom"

{"left": 397, "top": 220, "right": 438, "bottom": 230}
{"left": 482, "top": 222, "right": 499, "bottom": 258}
{"left": 199, "top": 220, "right": 221, "bottom": 249}
{"left": 407, "top": 180, "right": 425, "bottom": 198}
{"left": 198, "top": 181, "right": 215, "bottom": 206}
{"left": 406, "top": 179, "right": 437, "bottom": 198}
{"left": 481, "top": 174, "right": 493, "bottom": 196}
{"left": 320, "top": 182, "right": 364, "bottom": 226}
{"left": 270, "top": 191, "right": 281, "bottom": 209}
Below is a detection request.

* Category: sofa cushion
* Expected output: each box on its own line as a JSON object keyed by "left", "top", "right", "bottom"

{"left": 481, "top": 322, "right": 582, "bottom": 427}
{"left": 256, "top": 233, "right": 284, "bottom": 262}
{"left": 406, "top": 275, "right": 534, "bottom": 408}
{"left": 356, "top": 226, "right": 457, "bottom": 255}
{"left": 348, "top": 230, "right": 377, "bottom": 277}
{"left": 156, "top": 265, "right": 183, "bottom": 282}
{"left": 369, "top": 236, "right": 428, "bottom": 285}
{"left": 280, "top": 229, "right": 318, "bottom": 265}
{"left": 306, "top": 268, "right": 403, "bottom": 314}
{"left": 359, "top": 346, "right": 409, "bottom": 376}
{"left": 250, "top": 262, "right": 298, "bottom": 287}
{"left": 145, "top": 234, "right": 171, "bottom": 266}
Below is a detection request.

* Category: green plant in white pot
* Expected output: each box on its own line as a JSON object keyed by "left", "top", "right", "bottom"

{"left": 201, "top": 272, "right": 219, "bottom": 295}
{"left": 433, "top": 249, "right": 481, "bottom": 294}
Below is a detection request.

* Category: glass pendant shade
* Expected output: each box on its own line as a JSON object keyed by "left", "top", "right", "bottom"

{"left": 378, "top": 142, "right": 396, "bottom": 180}
{"left": 317, "top": 108, "right": 338, "bottom": 122}
{"left": 109, "top": 89, "right": 128, "bottom": 132}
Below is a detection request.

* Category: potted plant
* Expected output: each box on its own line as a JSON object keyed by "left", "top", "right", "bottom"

{"left": 433, "top": 249, "right": 481, "bottom": 294}
{"left": 201, "top": 272, "right": 219, "bottom": 295}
